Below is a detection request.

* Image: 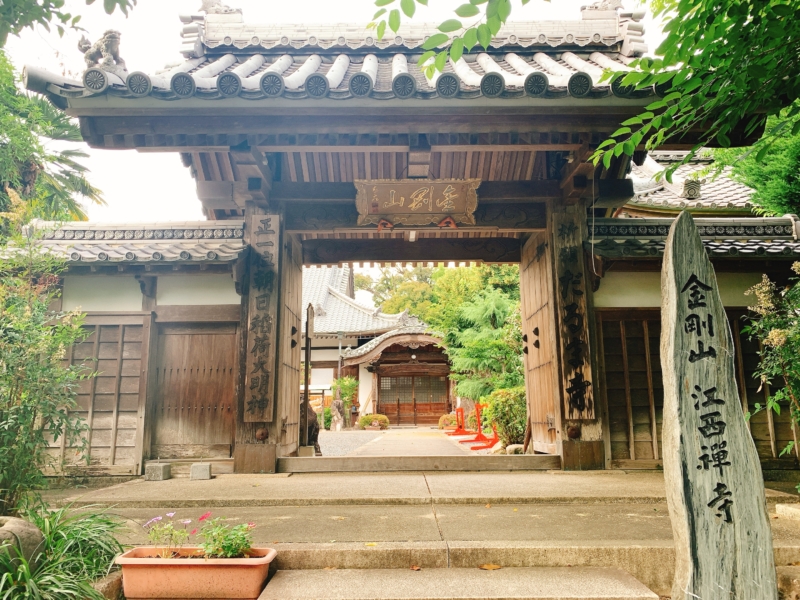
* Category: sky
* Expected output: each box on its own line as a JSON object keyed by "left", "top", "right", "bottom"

{"left": 5, "top": 0, "right": 660, "bottom": 223}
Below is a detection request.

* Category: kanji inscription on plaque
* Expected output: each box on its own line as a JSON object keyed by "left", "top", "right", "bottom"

{"left": 661, "top": 211, "right": 776, "bottom": 599}
{"left": 244, "top": 215, "right": 280, "bottom": 423}
{"left": 354, "top": 179, "right": 480, "bottom": 226}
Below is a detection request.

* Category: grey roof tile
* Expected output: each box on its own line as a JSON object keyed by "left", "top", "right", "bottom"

{"left": 30, "top": 220, "right": 245, "bottom": 263}
{"left": 302, "top": 265, "right": 421, "bottom": 337}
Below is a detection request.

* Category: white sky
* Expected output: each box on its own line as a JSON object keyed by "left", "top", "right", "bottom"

{"left": 4, "top": 0, "right": 660, "bottom": 223}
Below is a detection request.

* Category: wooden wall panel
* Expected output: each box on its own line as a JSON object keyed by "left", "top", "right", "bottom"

{"left": 519, "top": 232, "right": 561, "bottom": 455}
{"left": 151, "top": 323, "right": 236, "bottom": 459}
{"left": 599, "top": 309, "right": 797, "bottom": 469}
{"left": 57, "top": 316, "right": 151, "bottom": 475}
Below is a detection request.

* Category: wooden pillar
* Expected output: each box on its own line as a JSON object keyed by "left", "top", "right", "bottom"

{"left": 233, "top": 206, "right": 281, "bottom": 473}
{"left": 551, "top": 203, "right": 604, "bottom": 469}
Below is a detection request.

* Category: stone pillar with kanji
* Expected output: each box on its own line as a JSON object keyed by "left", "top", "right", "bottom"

{"left": 661, "top": 211, "right": 776, "bottom": 599}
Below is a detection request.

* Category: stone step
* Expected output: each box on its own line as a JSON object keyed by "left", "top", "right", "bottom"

{"left": 277, "top": 455, "right": 561, "bottom": 473}
{"left": 258, "top": 567, "right": 659, "bottom": 600}
{"left": 142, "top": 459, "right": 233, "bottom": 478}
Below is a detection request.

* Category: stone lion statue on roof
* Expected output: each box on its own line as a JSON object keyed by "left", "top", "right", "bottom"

{"left": 78, "top": 30, "right": 126, "bottom": 71}
{"left": 199, "top": 0, "right": 242, "bottom": 14}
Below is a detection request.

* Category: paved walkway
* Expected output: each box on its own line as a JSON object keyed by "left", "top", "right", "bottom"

{"left": 348, "top": 428, "right": 471, "bottom": 457}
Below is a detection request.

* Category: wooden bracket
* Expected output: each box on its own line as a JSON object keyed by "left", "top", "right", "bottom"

{"left": 376, "top": 218, "right": 394, "bottom": 232}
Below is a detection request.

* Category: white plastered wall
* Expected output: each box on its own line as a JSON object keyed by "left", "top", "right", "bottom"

{"left": 593, "top": 271, "right": 763, "bottom": 308}
{"left": 359, "top": 365, "right": 373, "bottom": 415}
{"left": 62, "top": 276, "right": 142, "bottom": 312}
{"left": 310, "top": 368, "right": 335, "bottom": 386}
{"left": 157, "top": 274, "right": 239, "bottom": 305}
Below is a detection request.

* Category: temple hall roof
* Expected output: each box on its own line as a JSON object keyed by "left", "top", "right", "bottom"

{"left": 29, "top": 220, "right": 245, "bottom": 264}
{"left": 624, "top": 151, "right": 754, "bottom": 216}
{"left": 587, "top": 216, "right": 800, "bottom": 258}
{"left": 24, "top": 2, "right": 654, "bottom": 104}
{"left": 302, "top": 265, "right": 421, "bottom": 338}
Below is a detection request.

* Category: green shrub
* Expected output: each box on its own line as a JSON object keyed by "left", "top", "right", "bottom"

{"left": 438, "top": 414, "right": 457, "bottom": 429}
{"left": 482, "top": 387, "right": 527, "bottom": 446}
{"left": 324, "top": 407, "right": 332, "bottom": 430}
{"left": 331, "top": 376, "right": 359, "bottom": 408}
{"left": 357, "top": 414, "right": 390, "bottom": 430}
{"left": 466, "top": 409, "right": 477, "bottom": 431}
{"left": 0, "top": 504, "right": 125, "bottom": 599}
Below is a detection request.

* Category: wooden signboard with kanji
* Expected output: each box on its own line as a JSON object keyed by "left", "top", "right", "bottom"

{"left": 661, "top": 211, "right": 776, "bottom": 599}
{"left": 354, "top": 179, "right": 480, "bottom": 226}
{"left": 244, "top": 215, "right": 280, "bottom": 423}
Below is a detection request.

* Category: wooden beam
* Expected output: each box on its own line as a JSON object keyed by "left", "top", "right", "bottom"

{"left": 272, "top": 180, "right": 563, "bottom": 202}
{"left": 283, "top": 201, "right": 546, "bottom": 232}
{"left": 303, "top": 237, "right": 521, "bottom": 265}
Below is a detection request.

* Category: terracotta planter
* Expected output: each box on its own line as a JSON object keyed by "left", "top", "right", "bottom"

{"left": 116, "top": 546, "right": 277, "bottom": 599}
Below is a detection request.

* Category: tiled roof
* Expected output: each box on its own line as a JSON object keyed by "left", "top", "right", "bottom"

{"left": 302, "top": 265, "right": 421, "bottom": 337}
{"left": 342, "top": 325, "right": 440, "bottom": 359}
{"left": 25, "top": 3, "right": 654, "bottom": 103}
{"left": 626, "top": 151, "right": 754, "bottom": 214}
{"left": 587, "top": 216, "right": 800, "bottom": 258}
{"left": 30, "top": 220, "right": 245, "bottom": 263}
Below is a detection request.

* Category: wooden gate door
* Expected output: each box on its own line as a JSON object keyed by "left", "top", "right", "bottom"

{"left": 520, "top": 232, "right": 562, "bottom": 455}
{"left": 379, "top": 376, "right": 413, "bottom": 425}
{"left": 413, "top": 376, "right": 449, "bottom": 425}
{"left": 152, "top": 323, "right": 236, "bottom": 459}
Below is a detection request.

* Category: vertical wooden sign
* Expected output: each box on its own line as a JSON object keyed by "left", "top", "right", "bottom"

{"left": 244, "top": 214, "right": 280, "bottom": 423}
{"left": 552, "top": 207, "right": 595, "bottom": 420}
{"left": 661, "top": 211, "right": 776, "bottom": 599}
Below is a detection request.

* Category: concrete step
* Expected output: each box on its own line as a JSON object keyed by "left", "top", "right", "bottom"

{"left": 259, "top": 567, "right": 659, "bottom": 600}
{"left": 277, "top": 455, "right": 561, "bottom": 473}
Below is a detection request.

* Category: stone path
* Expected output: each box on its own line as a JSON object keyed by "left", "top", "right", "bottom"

{"left": 347, "top": 428, "right": 471, "bottom": 457}
{"left": 318, "top": 430, "right": 384, "bottom": 456}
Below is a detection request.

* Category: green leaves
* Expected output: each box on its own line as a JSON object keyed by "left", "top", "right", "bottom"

{"left": 422, "top": 33, "right": 449, "bottom": 49}
{"left": 477, "top": 23, "right": 491, "bottom": 47}
{"left": 438, "top": 19, "right": 463, "bottom": 32}
{"left": 401, "top": 0, "right": 415, "bottom": 18}
{"left": 377, "top": 20, "right": 386, "bottom": 40}
{"left": 463, "top": 27, "right": 478, "bottom": 49}
{"left": 451, "top": 37, "right": 465, "bottom": 62}
{"left": 455, "top": 3, "right": 480, "bottom": 17}
{"left": 389, "top": 8, "right": 401, "bottom": 32}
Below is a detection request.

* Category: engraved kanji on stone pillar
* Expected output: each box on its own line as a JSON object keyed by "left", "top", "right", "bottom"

{"left": 244, "top": 215, "right": 280, "bottom": 423}
{"left": 661, "top": 211, "right": 776, "bottom": 599}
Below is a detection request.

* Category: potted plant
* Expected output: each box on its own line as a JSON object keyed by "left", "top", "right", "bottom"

{"left": 116, "top": 512, "right": 276, "bottom": 599}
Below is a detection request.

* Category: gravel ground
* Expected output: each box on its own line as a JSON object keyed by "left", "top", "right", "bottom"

{"left": 318, "top": 429, "right": 385, "bottom": 456}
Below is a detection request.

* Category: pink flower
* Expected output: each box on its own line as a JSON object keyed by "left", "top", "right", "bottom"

{"left": 181, "top": 519, "right": 192, "bottom": 525}
{"left": 190, "top": 528, "right": 197, "bottom": 535}
{"left": 166, "top": 512, "right": 176, "bottom": 518}
{"left": 247, "top": 522, "right": 256, "bottom": 529}
{"left": 143, "top": 516, "right": 162, "bottom": 528}
{"left": 198, "top": 512, "right": 212, "bottom": 522}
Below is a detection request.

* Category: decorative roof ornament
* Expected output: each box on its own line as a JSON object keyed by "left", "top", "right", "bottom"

{"left": 680, "top": 179, "right": 704, "bottom": 200}
{"left": 582, "top": 0, "right": 624, "bottom": 11}
{"left": 199, "top": 0, "right": 242, "bottom": 14}
{"left": 78, "top": 30, "right": 128, "bottom": 92}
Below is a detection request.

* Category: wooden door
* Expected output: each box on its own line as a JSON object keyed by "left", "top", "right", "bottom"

{"left": 519, "top": 232, "right": 561, "bottom": 455}
{"left": 152, "top": 323, "right": 236, "bottom": 459}
{"left": 379, "top": 376, "right": 413, "bottom": 425}
{"left": 413, "top": 376, "right": 449, "bottom": 425}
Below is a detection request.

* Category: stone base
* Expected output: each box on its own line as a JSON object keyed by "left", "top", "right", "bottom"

{"left": 92, "top": 570, "right": 123, "bottom": 600}
{"left": 190, "top": 463, "right": 212, "bottom": 480}
{"left": 145, "top": 463, "right": 171, "bottom": 481}
{"left": 778, "top": 504, "right": 800, "bottom": 520}
{"left": 298, "top": 446, "right": 316, "bottom": 458}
